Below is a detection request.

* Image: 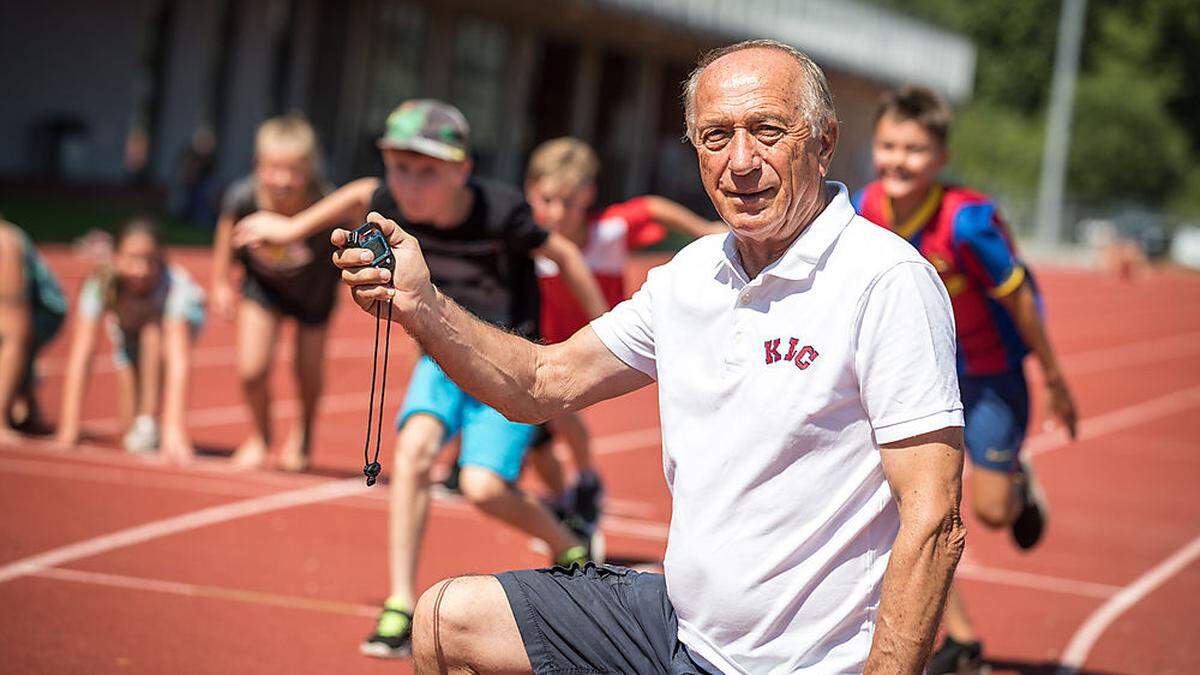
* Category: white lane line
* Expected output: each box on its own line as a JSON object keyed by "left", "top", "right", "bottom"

{"left": 32, "top": 567, "right": 379, "bottom": 618}
{"left": 1026, "top": 383, "right": 1200, "bottom": 459}
{"left": 1060, "top": 330, "right": 1200, "bottom": 376}
{"left": 955, "top": 563, "right": 1119, "bottom": 600}
{"left": 0, "top": 451, "right": 670, "bottom": 543}
{"left": 0, "top": 478, "right": 362, "bottom": 585}
{"left": 1056, "top": 534, "right": 1200, "bottom": 674}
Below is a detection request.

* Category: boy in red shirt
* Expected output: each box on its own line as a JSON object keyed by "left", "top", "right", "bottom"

{"left": 524, "top": 137, "right": 724, "bottom": 533}
{"left": 855, "top": 86, "right": 1078, "bottom": 673}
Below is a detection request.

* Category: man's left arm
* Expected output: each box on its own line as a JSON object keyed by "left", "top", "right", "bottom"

{"left": 853, "top": 260, "right": 967, "bottom": 672}
{"left": 864, "top": 427, "right": 966, "bottom": 673}
{"left": 534, "top": 232, "right": 608, "bottom": 320}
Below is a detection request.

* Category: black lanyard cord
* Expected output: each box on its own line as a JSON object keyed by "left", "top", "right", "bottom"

{"left": 363, "top": 298, "right": 394, "bottom": 486}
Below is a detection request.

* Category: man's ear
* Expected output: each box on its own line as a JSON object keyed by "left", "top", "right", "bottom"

{"left": 816, "top": 120, "right": 840, "bottom": 177}
{"left": 458, "top": 159, "right": 474, "bottom": 186}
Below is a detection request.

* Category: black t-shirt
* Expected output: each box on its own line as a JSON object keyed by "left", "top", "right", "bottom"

{"left": 221, "top": 176, "right": 341, "bottom": 305}
{"left": 367, "top": 177, "right": 549, "bottom": 339}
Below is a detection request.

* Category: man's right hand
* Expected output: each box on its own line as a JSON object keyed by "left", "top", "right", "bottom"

{"left": 331, "top": 211, "right": 436, "bottom": 323}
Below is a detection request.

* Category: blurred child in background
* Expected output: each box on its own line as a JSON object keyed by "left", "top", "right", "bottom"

{"left": 213, "top": 115, "right": 341, "bottom": 471}
{"left": 522, "top": 137, "right": 725, "bottom": 533}
{"left": 0, "top": 220, "right": 67, "bottom": 441}
{"left": 55, "top": 218, "right": 205, "bottom": 462}
{"left": 854, "top": 86, "right": 1078, "bottom": 674}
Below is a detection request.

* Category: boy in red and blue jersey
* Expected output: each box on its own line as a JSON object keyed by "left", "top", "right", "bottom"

{"left": 855, "top": 86, "right": 1079, "bottom": 674}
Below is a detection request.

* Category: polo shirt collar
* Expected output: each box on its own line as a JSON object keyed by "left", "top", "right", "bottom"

{"left": 714, "top": 181, "right": 855, "bottom": 281}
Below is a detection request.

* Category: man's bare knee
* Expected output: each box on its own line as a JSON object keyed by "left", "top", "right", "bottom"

{"left": 412, "top": 576, "right": 522, "bottom": 673}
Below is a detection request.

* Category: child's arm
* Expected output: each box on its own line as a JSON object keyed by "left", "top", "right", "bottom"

{"left": 995, "top": 281, "right": 1078, "bottom": 439}
{"left": 232, "top": 177, "right": 380, "bottom": 247}
{"left": 535, "top": 232, "right": 609, "bottom": 320}
{"left": 159, "top": 317, "right": 194, "bottom": 460}
{"left": 55, "top": 311, "right": 102, "bottom": 446}
{"left": 0, "top": 228, "right": 31, "bottom": 437}
{"left": 641, "top": 195, "right": 726, "bottom": 238}
{"left": 211, "top": 214, "right": 238, "bottom": 321}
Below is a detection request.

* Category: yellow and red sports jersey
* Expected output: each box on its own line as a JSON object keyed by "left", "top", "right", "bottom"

{"left": 536, "top": 197, "right": 666, "bottom": 344}
{"left": 854, "top": 182, "right": 1035, "bottom": 376}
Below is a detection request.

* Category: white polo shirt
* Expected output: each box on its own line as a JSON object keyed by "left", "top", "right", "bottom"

{"left": 590, "top": 182, "right": 963, "bottom": 674}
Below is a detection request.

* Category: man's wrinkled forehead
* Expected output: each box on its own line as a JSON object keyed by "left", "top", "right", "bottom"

{"left": 695, "top": 48, "right": 803, "bottom": 120}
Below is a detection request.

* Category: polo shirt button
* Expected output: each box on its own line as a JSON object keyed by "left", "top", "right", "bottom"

{"left": 739, "top": 293, "right": 750, "bottom": 305}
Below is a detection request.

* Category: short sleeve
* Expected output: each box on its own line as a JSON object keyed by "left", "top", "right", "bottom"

{"left": 219, "top": 177, "right": 258, "bottom": 220}
{"left": 854, "top": 261, "right": 963, "bottom": 445}
{"left": 588, "top": 265, "right": 661, "bottom": 379}
{"left": 952, "top": 203, "right": 1025, "bottom": 298}
{"left": 505, "top": 204, "right": 550, "bottom": 256}
{"left": 77, "top": 277, "right": 104, "bottom": 319}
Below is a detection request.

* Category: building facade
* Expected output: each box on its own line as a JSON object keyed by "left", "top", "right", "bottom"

{"left": 0, "top": 0, "right": 975, "bottom": 217}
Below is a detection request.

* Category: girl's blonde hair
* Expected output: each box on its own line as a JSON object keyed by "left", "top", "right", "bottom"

{"left": 255, "top": 114, "right": 321, "bottom": 175}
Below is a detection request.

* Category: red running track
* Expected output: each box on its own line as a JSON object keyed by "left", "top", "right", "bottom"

{"left": 1, "top": 246, "right": 1197, "bottom": 674}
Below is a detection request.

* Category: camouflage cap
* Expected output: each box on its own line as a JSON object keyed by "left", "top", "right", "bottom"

{"left": 377, "top": 99, "right": 470, "bottom": 162}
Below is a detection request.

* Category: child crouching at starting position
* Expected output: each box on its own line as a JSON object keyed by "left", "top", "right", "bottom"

{"left": 56, "top": 218, "right": 205, "bottom": 461}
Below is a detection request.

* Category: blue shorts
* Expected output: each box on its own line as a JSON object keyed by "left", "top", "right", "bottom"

{"left": 960, "top": 369, "right": 1029, "bottom": 473}
{"left": 396, "top": 356, "right": 535, "bottom": 483}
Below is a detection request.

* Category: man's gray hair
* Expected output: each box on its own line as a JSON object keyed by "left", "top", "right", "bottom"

{"left": 682, "top": 39, "right": 837, "bottom": 143}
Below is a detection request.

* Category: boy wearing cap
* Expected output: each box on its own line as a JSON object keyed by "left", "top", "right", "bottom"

{"left": 234, "top": 100, "right": 608, "bottom": 659}
{"left": 522, "top": 137, "right": 724, "bottom": 534}
{"left": 854, "top": 85, "right": 1078, "bottom": 673}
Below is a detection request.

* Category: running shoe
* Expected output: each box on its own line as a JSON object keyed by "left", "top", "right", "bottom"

{"left": 122, "top": 415, "right": 158, "bottom": 454}
{"left": 927, "top": 635, "right": 986, "bottom": 674}
{"left": 1011, "top": 456, "right": 1048, "bottom": 550}
{"left": 359, "top": 599, "right": 413, "bottom": 659}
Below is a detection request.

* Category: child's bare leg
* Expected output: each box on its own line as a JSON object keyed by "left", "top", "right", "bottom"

{"left": 232, "top": 299, "right": 279, "bottom": 467}
{"left": 527, "top": 427, "right": 567, "bottom": 498}
{"left": 549, "top": 412, "right": 592, "bottom": 473}
{"left": 279, "top": 320, "right": 327, "bottom": 471}
{"left": 458, "top": 466, "right": 579, "bottom": 558}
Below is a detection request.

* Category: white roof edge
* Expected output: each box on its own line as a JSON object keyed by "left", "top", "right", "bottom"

{"left": 599, "top": 0, "right": 977, "bottom": 101}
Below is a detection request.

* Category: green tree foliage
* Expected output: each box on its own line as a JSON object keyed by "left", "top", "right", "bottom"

{"left": 870, "top": 0, "right": 1200, "bottom": 217}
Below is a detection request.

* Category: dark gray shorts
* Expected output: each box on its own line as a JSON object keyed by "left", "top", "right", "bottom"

{"left": 495, "top": 563, "right": 718, "bottom": 675}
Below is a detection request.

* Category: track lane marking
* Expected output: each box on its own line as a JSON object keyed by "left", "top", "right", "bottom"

{"left": 0, "top": 479, "right": 362, "bottom": 585}
{"left": 1056, "top": 534, "right": 1200, "bottom": 674}
{"left": 31, "top": 567, "right": 378, "bottom": 618}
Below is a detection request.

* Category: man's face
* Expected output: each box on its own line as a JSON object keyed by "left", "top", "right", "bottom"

{"left": 382, "top": 150, "right": 471, "bottom": 224}
{"left": 255, "top": 144, "right": 311, "bottom": 210}
{"left": 524, "top": 178, "right": 595, "bottom": 234}
{"left": 691, "top": 48, "right": 837, "bottom": 245}
{"left": 871, "top": 114, "right": 946, "bottom": 203}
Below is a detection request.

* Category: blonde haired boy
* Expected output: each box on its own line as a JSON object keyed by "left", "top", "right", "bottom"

{"left": 523, "top": 137, "right": 724, "bottom": 531}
